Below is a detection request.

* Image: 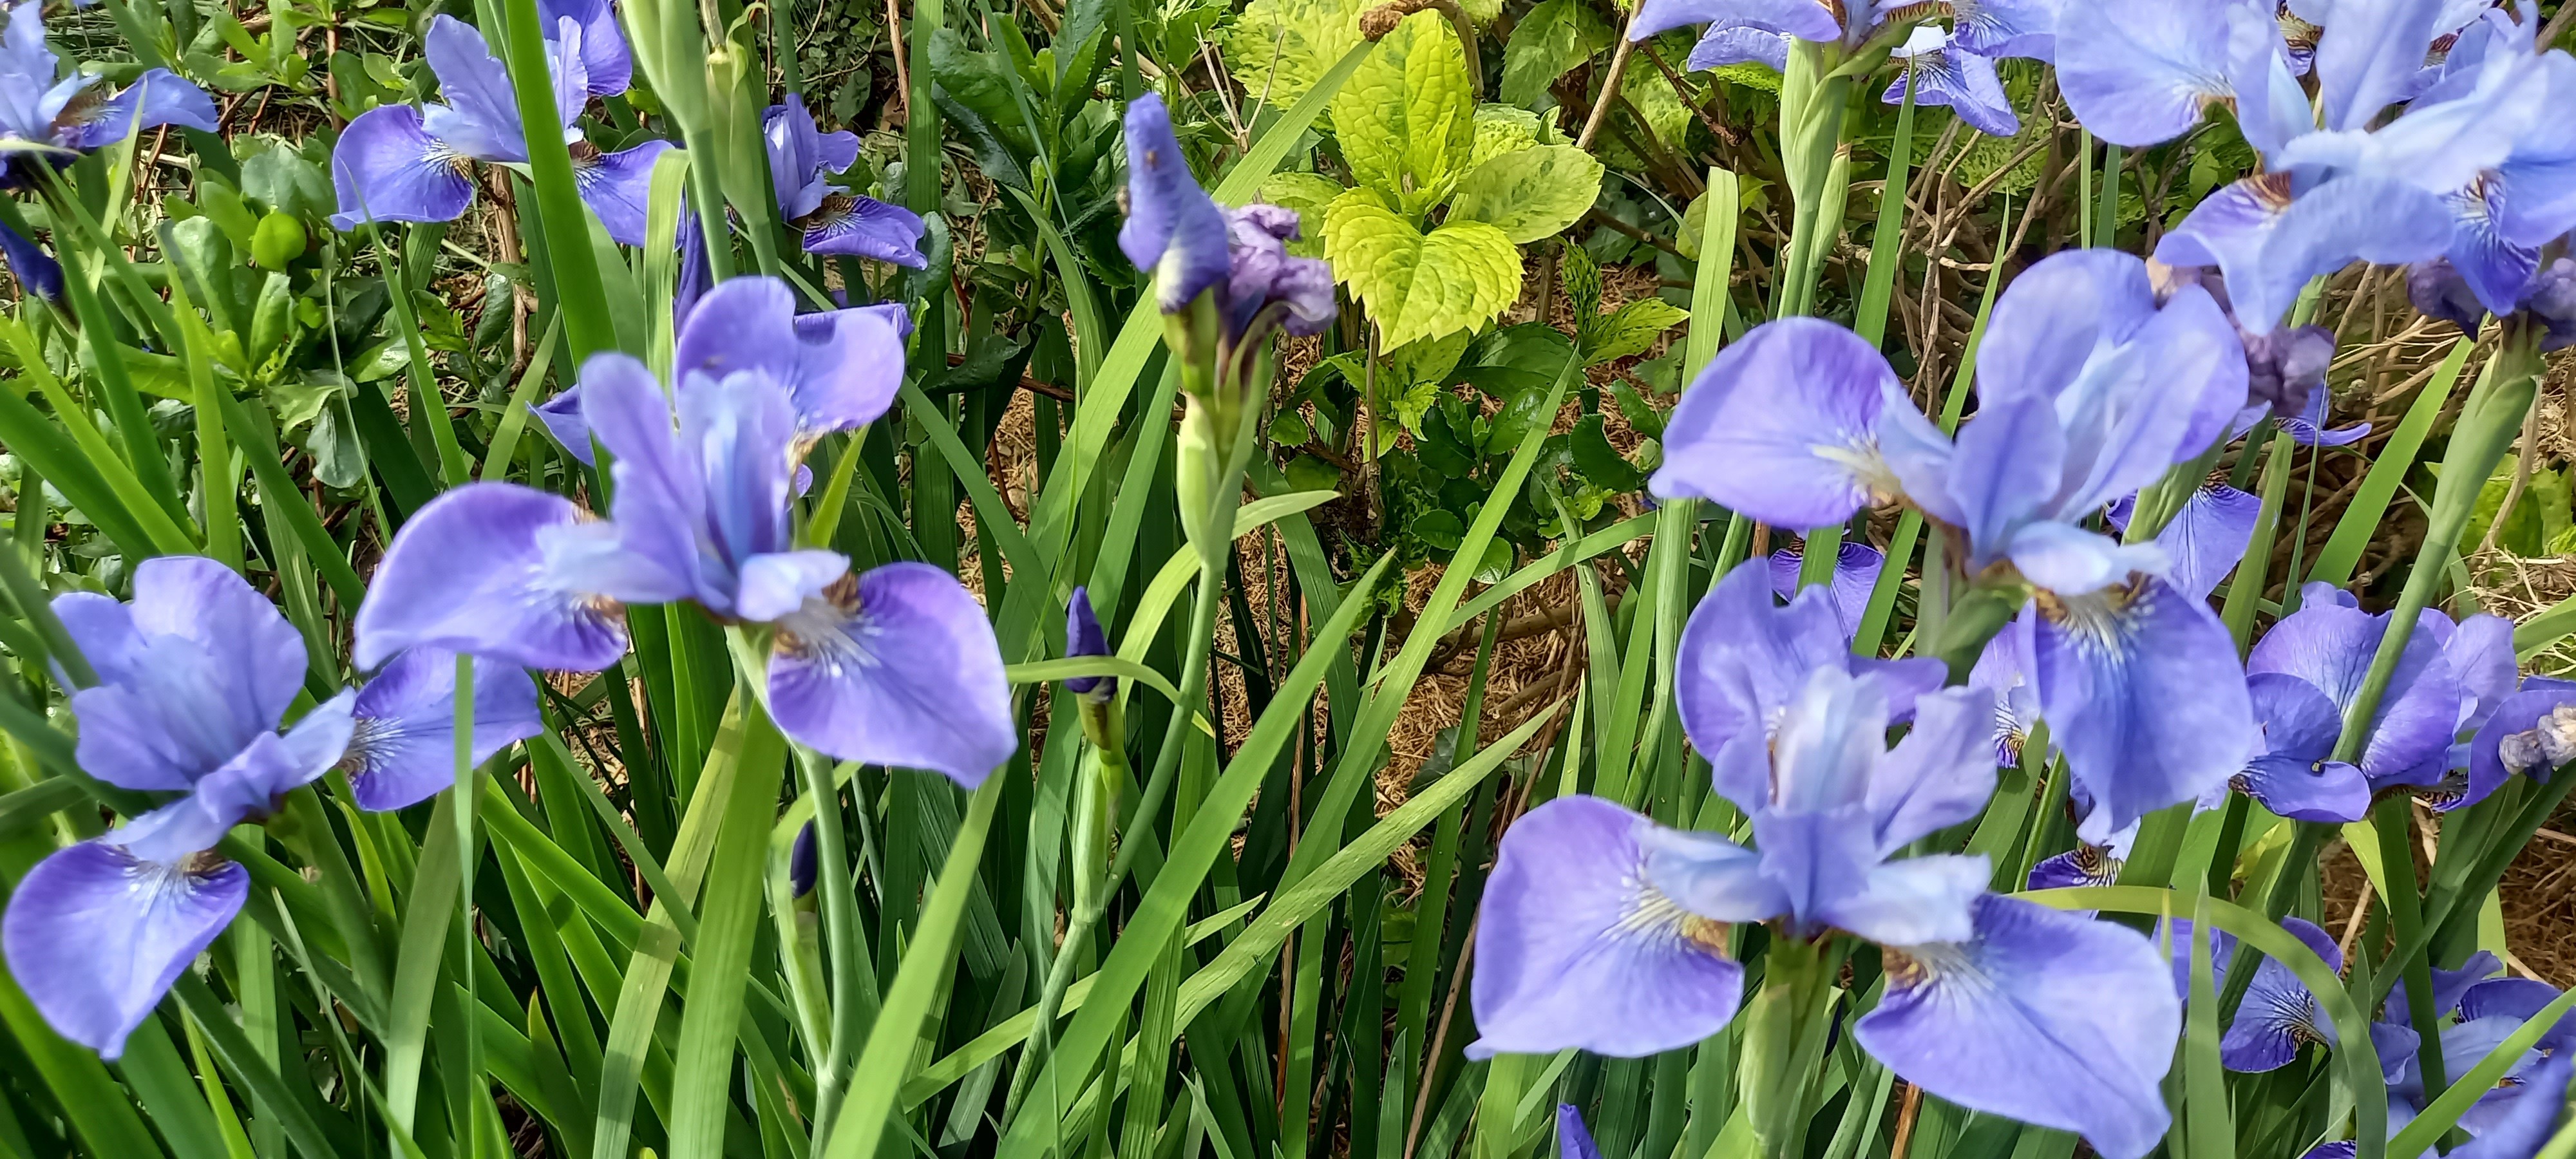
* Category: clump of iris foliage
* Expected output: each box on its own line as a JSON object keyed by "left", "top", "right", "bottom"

{"left": 8, "top": 0, "right": 2576, "bottom": 1154}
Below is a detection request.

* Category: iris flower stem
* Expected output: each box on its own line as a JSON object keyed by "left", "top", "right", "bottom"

{"left": 2374, "top": 796, "right": 2450, "bottom": 1102}
{"left": 800, "top": 743, "right": 876, "bottom": 1143}
{"left": 449, "top": 652, "right": 485, "bottom": 1123}
{"left": 1740, "top": 936, "right": 1844, "bottom": 1159}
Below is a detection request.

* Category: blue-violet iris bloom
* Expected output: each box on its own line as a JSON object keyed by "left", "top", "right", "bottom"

{"left": 1626, "top": 0, "right": 2058, "bottom": 73}
{"left": 0, "top": 0, "right": 216, "bottom": 182}
{"left": 354, "top": 276, "right": 1015, "bottom": 785}
{"left": 329, "top": 6, "right": 670, "bottom": 245}
{"left": 764, "top": 93, "right": 927, "bottom": 267}
{"left": 1120, "top": 93, "right": 1334, "bottom": 337}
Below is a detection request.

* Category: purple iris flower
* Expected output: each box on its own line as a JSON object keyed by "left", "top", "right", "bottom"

{"left": 1063, "top": 587, "right": 1114, "bottom": 700}
{"left": 0, "top": 559, "right": 363, "bottom": 1057}
{"left": 1119, "top": 93, "right": 1334, "bottom": 337}
{"left": 1679, "top": 563, "right": 1946, "bottom": 782}
{"left": 2159, "top": 917, "right": 2345, "bottom": 1071}
{"left": 764, "top": 93, "right": 926, "bottom": 267}
{"left": 2026, "top": 821, "right": 2137, "bottom": 889}
{"left": 0, "top": 0, "right": 217, "bottom": 182}
{"left": 0, "top": 217, "right": 59, "bottom": 302}
{"left": 2412, "top": 252, "right": 2576, "bottom": 351}
{"left": 2463, "top": 676, "right": 2576, "bottom": 809}
{"left": 2106, "top": 479, "right": 2262, "bottom": 601}
{"left": 2157, "top": 262, "right": 2346, "bottom": 423}
{"left": 1628, "top": 0, "right": 2058, "bottom": 68}
{"left": 355, "top": 276, "right": 1014, "bottom": 786}
{"left": 533, "top": 278, "right": 910, "bottom": 466}
{"left": 1969, "top": 626, "right": 2043, "bottom": 766}
{"left": 1765, "top": 540, "right": 1886, "bottom": 637}
{"left": 328, "top": 12, "right": 670, "bottom": 245}
{"left": 2370, "top": 965, "right": 2576, "bottom": 1141}
{"left": 1476, "top": 664, "right": 2179, "bottom": 1159}
{"left": 340, "top": 647, "right": 544, "bottom": 811}
{"left": 1882, "top": 26, "right": 2018, "bottom": 136}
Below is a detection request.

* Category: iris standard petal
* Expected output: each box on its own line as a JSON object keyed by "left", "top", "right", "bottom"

{"left": 1857, "top": 895, "right": 2179, "bottom": 1159}
{"left": 1884, "top": 30, "right": 2019, "bottom": 137}
{"left": 342, "top": 648, "right": 545, "bottom": 811}
{"left": 540, "top": 0, "right": 630, "bottom": 94}
{"left": 1470, "top": 796, "right": 1748, "bottom": 1058}
{"left": 0, "top": 0, "right": 63, "bottom": 141}
{"left": 573, "top": 138, "right": 670, "bottom": 247}
{"left": 2313, "top": 0, "right": 2448, "bottom": 133}
{"left": 112, "top": 709, "right": 354, "bottom": 865}
{"left": 1869, "top": 686, "right": 2002, "bottom": 853}
{"left": 55, "top": 557, "right": 308, "bottom": 791}
{"left": 1, "top": 842, "right": 248, "bottom": 1059}
{"left": 57, "top": 68, "right": 219, "bottom": 150}
{"left": 2055, "top": 0, "right": 2237, "bottom": 147}
{"left": 675, "top": 369, "right": 807, "bottom": 602}
{"left": 1942, "top": 393, "right": 2067, "bottom": 574}
{"left": 2218, "top": 916, "right": 2343, "bottom": 1072}
{"left": 1686, "top": 26, "right": 1791, "bottom": 71}
{"left": 679, "top": 276, "right": 905, "bottom": 435}
{"left": 420, "top": 15, "right": 529, "bottom": 163}
{"left": 1625, "top": 0, "right": 1840, "bottom": 41}
{"left": 1767, "top": 540, "right": 1886, "bottom": 637}
{"left": 2448, "top": 614, "right": 2519, "bottom": 733}
{"left": 2248, "top": 599, "right": 2464, "bottom": 786}
{"left": 2158, "top": 174, "right": 2456, "bottom": 334}
{"left": 1119, "top": 93, "right": 1229, "bottom": 310}
{"left": 802, "top": 193, "right": 930, "bottom": 267}
{"left": 352, "top": 482, "right": 633, "bottom": 672}
{"left": 2029, "top": 577, "right": 2257, "bottom": 834}
{"left": 578, "top": 352, "right": 715, "bottom": 605}
{"left": 1678, "top": 565, "right": 1884, "bottom": 807}
{"left": 1650, "top": 317, "right": 1906, "bottom": 527}
{"left": 767, "top": 563, "right": 1016, "bottom": 786}
{"left": 764, "top": 93, "right": 838, "bottom": 218}
{"left": 328, "top": 104, "right": 477, "bottom": 231}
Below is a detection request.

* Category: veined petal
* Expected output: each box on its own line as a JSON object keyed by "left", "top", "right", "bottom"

{"left": 679, "top": 276, "right": 905, "bottom": 436}
{"left": 1884, "top": 30, "right": 2019, "bottom": 137}
{"left": 2452, "top": 1053, "right": 2571, "bottom": 1159}
{"left": 57, "top": 68, "right": 218, "bottom": 151}
{"left": 675, "top": 369, "right": 804, "bottom": 608}
{"left": 2029, "top": 577, "right": 2256, "bottom": 834}
{"left": 578, "top": 352, "right": 715, "bottom": 606}
{"left": 802, "top": 193, "right": 929, "bottom": 267}
{"left": 2313, "top": 0, "right": 2448, "bottom": 132}
{"left": 2445, "top": 178, "right": 2542, "bottom": 317}
{"left": 2056, "top": 0, "right": 2238, "bottom": 147}
{"left": 1650, "top": 317, "right": 1906, "bottom": 527}
{"left": 2217, "top": 916, "right": 2343, "bottom": 1071}
{"left": 1686, "top": 26, "right": 1791, "bottom": 71}
{"left": 56, "top": 557, "right": 308, "bottom": 791}
{"left": 2248, "top": 600, "right": 2463, "bottom": 786}
{"left": 539, "top": 0, "right": 630, "bottom": 94}
{"left": 1470, "top": 796, "right": 1749, "bottom": 1057}
{"left": 2155, "top": 480, "right": 2263, "bottom": 601}
{"left": 1817, "top": 854, "right": 1987, "bottom": 945}
{"left": 1949, "top": 0, "right": 2058, "bottom": 59}
{"left": 2387, "top": 950, "right": 2502, "bottom": 1029}
{"left": 1, "top": 842, "right": 247, "bottom": 1059}
{"left": 1976, "top": 249, "right": 2164, "bottom": 409}
{"left": 1870, "top": 686, "right": 2002, "bottom": 853}
{"left": 421, "top": 15, "right": 529, "bottom": 164}
{"left": 1768, "top": 540, "right": 1886, "bottom": 638}
{"left": 767, "top": 563, "right": 1015, "bottom": 786}
{"left": 113, "top": 705, "right": 354, "bottom": 865}
{"left": 2027, "top": 841, "right": 2124, "bottom": 889}
{"left": 2157, "top": 174, "right": 2455, "bottom": 334}
{"left": 352, "top": 482, "right": 633, "bottom": 672}
{"left": 1627, "top": 0, "right": 1840, "bottom": 41}
{"left": 1119, "top": 93, "right": 1228, "bottom": 310}
{"left": 328, "top": 104, "right": 477, "bottom": 232}
{"left": 1857, "top": 895, "right": 2179, "bottom": 1159}
{"left": 343, "top": 649, "right": 545, "bottom": 811}
{"left": 2240, "top": 674, "right": 2371, "bottom": 820}
{"left": 1969, "top": 624, "right": 2044, "bottom": 766}
{"left": 573, "top": 138, "right": 670, "bottom": 247}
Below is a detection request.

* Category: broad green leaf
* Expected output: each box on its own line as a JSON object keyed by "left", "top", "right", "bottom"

{"left": 1383, "top": 328, "right": 1473, "bottom": 387}
{"left": 1450, "top": 143, "right": 1605, "bottom": 243}
{"left": 1224, "top": 0, "right": 1369, "bottom": 115}
{"left": 1582, "top": 298, "right": 1690, "bottom": 364}
{"left": 1331, "top": 11, "right": 1475, "bottom": 213}
{"left": 1255, "top": 170, "right": 1347, "bottom": 257}
{"left": 1498, "top": 0, "right": 1613, "bottom": 108}
{"left": 1468, "top": 104, "right": 1549, "bottom": 169}
{"left": 1325, "top": 190, "right": 1520, "bottom": 349}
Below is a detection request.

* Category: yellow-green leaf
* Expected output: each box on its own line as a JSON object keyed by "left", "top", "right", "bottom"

{"left": 1449, "top": 144, "right": 1605, "bottom": 244}
{"left": 1469, "top": 104, "right": 1545, "bottom": 169}
{"left": 1225, "top": 0, "right": 1370, "bottom": 117}
{"left": 1581, "top": 297, "right": 1690, "bottom": 364}
{"left": 1331, "top": 11, "right": 1475, "bottom": 214}
{"left": 1324, "top": 189, "right": 1521, "bottom": 350}
{"left": 1497, "top": 0, "right": 1612, "bottom": 109}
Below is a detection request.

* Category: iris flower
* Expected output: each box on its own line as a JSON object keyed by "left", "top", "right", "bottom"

{"left": 339, "top": 646, "right": 545, "bottom": 811}
{"left": 329, "top": 6, "right": 670, "bottom": 245}
{"left": 2463, "top": 674, "right": 2576, "bottom": 807}
{"left": 2412, "top": 252, "right": 2576, "bottom": 350}
{"left": 354, "top": 275, "right": 1016, "bottom": 786}
{"left": 1765, "top": 540, "right": 1885, "bottom": 636}
{"left": 2284, "top": 954, "right": 2576, "bottom": 1156}
{"left": 1680, "top": 563, "right": 1946, "bottom": 778}
{"left": 2106, "top": 479, "right": 2263, "bottom": 602}
{"left": 764, "top": 93, "right": 927, "bottom": 267}
{"left": 1655, "top": 250, "right": 2257, "bottom": 833}
{"left": 1626, "top": 0, "right": 2058, "bottom": 72}
{"left": 0, "top": 558, "right": 533, "bottom": 1057}
{"left": 2159, "top": 917, "right": 2347, "bottom": 1071}
{"left": 1882, "top": 26, "right": 2019, "bottom": 136}
{"left": 2061, "top": 0, "right": 2576, "bottom": 334}
{"left": 1120, "top": 93, "right": 1333, "bottom": 337}
{"left": 1473, "top": 660, "right": 2180, "bottom": 1159}
{"left": 0, "top": 0, "right": 217, "bottom": 182}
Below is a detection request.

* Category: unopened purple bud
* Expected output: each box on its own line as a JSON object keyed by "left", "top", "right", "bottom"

{"left": 1065, "top": 587, "right": 1113, "bottom": 698}
{"left": 2409, "top": 258, "right": 2488, "bottom": 337}
{"left": 2244, "top": 325, "right": 2334, "bottom": 420}
{"left": 790, "top": 820, "right": 819, "bottom": 897}
{"left": 1223, "top": 205, "right": 1337, "bottom": 338}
